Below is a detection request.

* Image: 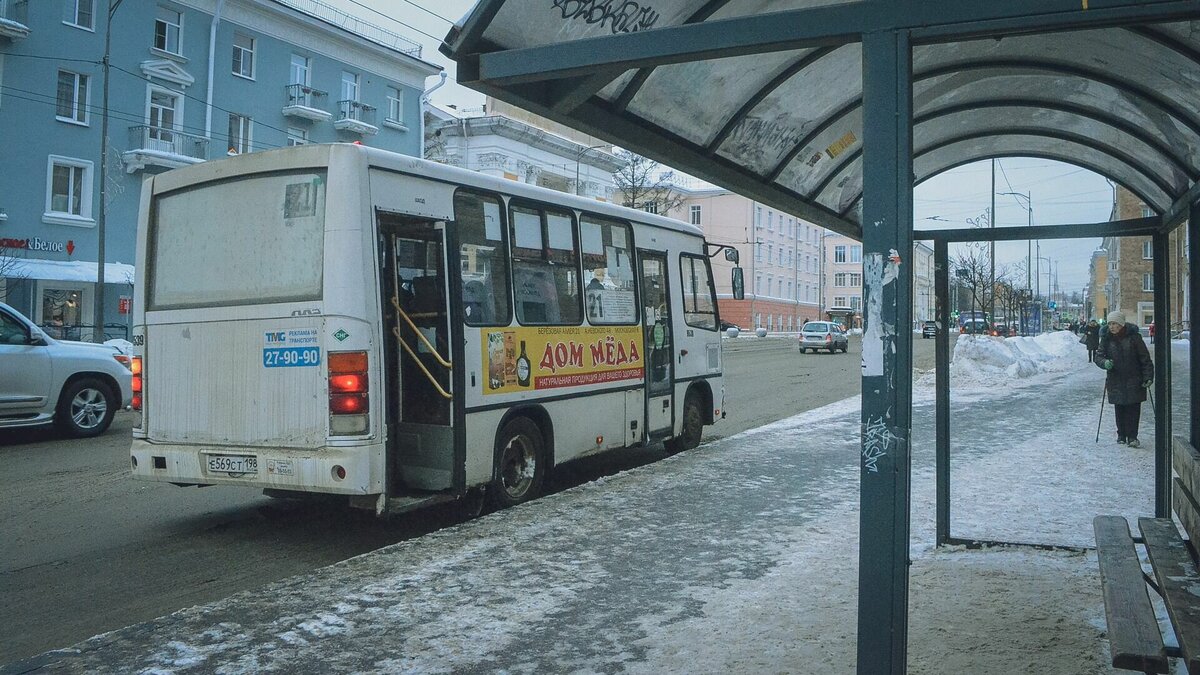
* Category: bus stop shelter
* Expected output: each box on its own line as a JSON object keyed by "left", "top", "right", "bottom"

{"left": 440, "top": 2, "right": 1200, "bottom": 671}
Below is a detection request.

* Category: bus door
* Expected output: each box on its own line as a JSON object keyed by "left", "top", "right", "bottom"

{"left": 381, "top": 216, "right": 456, "bottom": 492}
{"left": 639, "top": 250, "right": 674, "bottom": 440}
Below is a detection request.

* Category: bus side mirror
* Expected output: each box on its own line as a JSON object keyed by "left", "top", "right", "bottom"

{"left": 724, "top": 248, "right": 739, "bottom": 264}
{"left": 732, "top": 267, "right": 745, "bottom": 300}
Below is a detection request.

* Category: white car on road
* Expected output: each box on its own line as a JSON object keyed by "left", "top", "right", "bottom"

{"left": 0, "top": 301, "right": 133, "bottom": 437}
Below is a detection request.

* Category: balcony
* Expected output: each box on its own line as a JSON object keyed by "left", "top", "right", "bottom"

{"left": 0, "top": 0, "right": 30, "bottom": 40}
{"left": 123, "top": 125, "right": 208, "bottom": 172}
{"left": 334, "top": 100, "right": 378, "bottom": 136}
{"left": 282, "top": 84, "right": 331, "bottom": 122}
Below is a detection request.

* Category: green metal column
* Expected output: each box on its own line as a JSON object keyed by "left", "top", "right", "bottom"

{"left": 935, "top": 239, "right": 951, "bottom": 546}
{"left": 1191, "top": 203, "right": 1200, "bottom": 450}
{"left": 858, "top": 27, "right": 914, "bottom": 675}
{"left": 1153, "top": 233, "right": 1171, "bottom": 517}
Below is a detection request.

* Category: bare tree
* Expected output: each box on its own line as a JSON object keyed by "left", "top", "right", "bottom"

{"left": 612, "top": 149, "right": 685, "bottom": 215}
{"left": 0, "top": 248, "right": 28, "bottom": 303}
{"left": 951, "top": 242, "right": 994, "bottom": 318}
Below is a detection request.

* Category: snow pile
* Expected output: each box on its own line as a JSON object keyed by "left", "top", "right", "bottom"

{"left": 949, "top": 331, "right": 1086, "bottom": 387}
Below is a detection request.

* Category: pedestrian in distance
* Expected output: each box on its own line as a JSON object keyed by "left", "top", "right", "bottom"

{"left": 1084, "top": 318, "right": 1101, "bottom": 362}
{"left": 1149, "top": 321, "right": 1156, "bottom": 344}
{"left": 1095, "top": 310, "right": 1153, "bottom": 448}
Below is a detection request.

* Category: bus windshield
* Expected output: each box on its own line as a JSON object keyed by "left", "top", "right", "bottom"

{"left": 150, "top": 170, "right": 327, "bottom": 309}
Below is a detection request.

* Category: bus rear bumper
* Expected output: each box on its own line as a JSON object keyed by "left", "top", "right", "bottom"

{"left": 130, "top": 439, "right": 382, "bottom": 495}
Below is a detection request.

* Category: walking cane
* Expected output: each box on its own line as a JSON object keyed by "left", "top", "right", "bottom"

{"left": 1095, "top": 386, "right": 1107, "bottom": 444}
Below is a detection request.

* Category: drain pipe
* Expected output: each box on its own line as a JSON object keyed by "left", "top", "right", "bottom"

{"left": 419, "top": 72, "right": 447, "bottom": 159}
{"left": 205, "top": 0, "right": 226, "bottom": 143}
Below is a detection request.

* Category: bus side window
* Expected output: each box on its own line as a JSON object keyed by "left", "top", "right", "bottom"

{"left": 454, "top": 191, "right": 510, "bottom": 327}
{"left": 509, "top": 202, "right": 581, "bottom": 326}
{"left": 581, "top": 215, "right": 637, "bottom": 324}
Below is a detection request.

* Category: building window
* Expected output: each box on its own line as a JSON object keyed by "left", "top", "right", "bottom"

{"left": 768, "top": 211, "right": 774, "bottom": 231}
{"left": 1143, "top": 273, "right": 1153, "bottom": 292}
{"left": 56, "top": 70, "right": 89, "bottom": 125}
{"left": 778, "top": 279, "right": 784, "bottom": 297}
{"left": 850, "top": 245, "right": 862, "bottom": 263}
{"left": 767, "top": 243, "right": 773, "bottom": 263}
{"left": 834, "top": 296, "right": 847, "bottom": 307}
{"left": 689, "top": 204, "right": 701, "bottom": 226}
{"left": 1141, "top": 206, "right": 1155, "bottom": 219}
{"left": 286, "top": 127, "right": 307, "bottom": 146}
{"left": 341, "top": 70, "right": 359, "bottom": 102}
{"left": 849, "top": 273, "right": 862, "bottom": 287}
{"left": 66, "top": 0, "right": 94, "bottom": 30}
{"left": 386, "top": 86, "right": 403, "bottom": 123}
{"left": 778, "top": 248, "right": 783, "bottom": 265}
{"left": 45, "top": 155, "right": 93, "bottom": 222}
{"left": 290, "top": 54, "right": 310, "bottom": 86}
{"left": 787, "top": 281, "right": 793, "bottom": 299}
{"left": 154, "top": 6, "right": 182, "bottom": 55}
{"left": 755, "top": 206, "right": 762, "bottom": 229}
{"left": 227, "top": 114, "right": 251, "bottom": 154}
{"left": 834, "top": 272, "right": 847, "bottom": 287}
{"left": 641, "top": 202, "right": 657, "bottom": 214}
{"left": 232, "top": 33, "right": 255, "bottom": 79}
{"left": 834, "top": 245, "right": 847, "bottom": 263}
{"left": 850, "top": 296, "right": 861, "bottom": 311}
{"left": 147, "top": 87, "right": 180, "bottom": 148}
{"left": 1142, "top": 240, "right": 1153, "bottom": 259}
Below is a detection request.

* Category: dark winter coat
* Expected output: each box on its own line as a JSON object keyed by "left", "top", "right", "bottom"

{"left": 1085, "top": 324, "right": 1101, "bottom": 350}
{"left": 1094, "top": 323, "right": 1153, "bottom": 405}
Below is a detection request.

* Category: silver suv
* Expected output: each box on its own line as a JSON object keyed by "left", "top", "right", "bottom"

{"left": 0, "top": 302, "right": 133, "bottom": 437}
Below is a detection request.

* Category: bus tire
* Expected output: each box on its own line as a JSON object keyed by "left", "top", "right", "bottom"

{"left": 55, "top": 377, "right": 116, "bottom": 438}
{"left": 489, "top": 417, "right": 546, "bottom": 509}
{"left": 664, "top": 393, "right": 703, "bottom": 454}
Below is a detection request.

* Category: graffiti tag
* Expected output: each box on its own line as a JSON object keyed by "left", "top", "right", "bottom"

{"left": 552, "top": 0, "right": 661, "bottom": 35}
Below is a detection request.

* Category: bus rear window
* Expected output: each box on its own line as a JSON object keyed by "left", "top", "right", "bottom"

{"left": 150, "top": 171, "right": 326, "bottom": 309}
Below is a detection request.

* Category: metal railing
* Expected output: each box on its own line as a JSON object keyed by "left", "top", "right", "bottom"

{"left": 284, "top": 83, "right": 328, "bottom": 109}
{"left": 128, "top": 125, "right": 208, "bottom": 160}
{"left": 337, "top": 100, "right": 376, "bottom": 125}
{"left": 39, "top": 323, "right": 129, "bottom": 342}
{"left": 274, "top": 0, "right": 422, "bottom": 57}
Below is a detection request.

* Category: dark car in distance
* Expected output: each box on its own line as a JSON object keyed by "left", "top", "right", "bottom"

{"left": 921, "top": 320, "right": 938, "bottom": 339}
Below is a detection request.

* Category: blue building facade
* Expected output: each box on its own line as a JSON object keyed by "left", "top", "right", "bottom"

{"left": 0, "top": 0, "right": 439, "bottom": 339}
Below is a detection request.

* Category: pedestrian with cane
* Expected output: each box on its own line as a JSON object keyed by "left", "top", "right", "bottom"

{"left": 1094, "top": 310, "right": 1154, "bottom": 447}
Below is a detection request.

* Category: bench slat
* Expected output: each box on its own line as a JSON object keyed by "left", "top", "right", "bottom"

{"left": 1140, "top": 517, "right": 1200, "bottom": 674}
{"left": 1094, "top": 516, "right": 1169, "bottom": 672}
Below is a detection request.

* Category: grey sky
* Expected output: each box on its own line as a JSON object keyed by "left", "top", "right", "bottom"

{"left": 334, "top": 1, "right": 1116, "bottom": 294}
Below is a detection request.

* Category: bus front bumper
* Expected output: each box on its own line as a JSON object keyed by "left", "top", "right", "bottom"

{"left": 130, "top": 439, "right": 383, "bottom": 495}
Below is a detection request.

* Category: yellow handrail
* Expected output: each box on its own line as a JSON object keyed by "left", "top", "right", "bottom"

{"left": 392, "top": 325, "right": 452, "bottom": 399}
{"left": 390, "top": 295, "right": 451, "bottom": 369}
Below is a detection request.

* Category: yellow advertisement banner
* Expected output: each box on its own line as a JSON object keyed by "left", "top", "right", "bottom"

{"left": 481, "top": 325, "right": 644, "bottom": 395}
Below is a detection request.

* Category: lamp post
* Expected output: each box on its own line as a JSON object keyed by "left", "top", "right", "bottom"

{"left": 574, "top": 143, "right": 607, "bottom": 196}
{"left": 94, "top": 0, "right": 125, "bottom": 342}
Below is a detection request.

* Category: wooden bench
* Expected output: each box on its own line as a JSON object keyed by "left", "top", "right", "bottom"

{"left": 1095, "top": 437, "right": 1200, "bottom": 674}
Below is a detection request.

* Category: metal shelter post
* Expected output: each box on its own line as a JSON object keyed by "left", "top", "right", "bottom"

{"left": 1191, "top": 202, "right": 1200, "bottom": 450}
{"left": 857, "top": 27, "right": 914, "bottom": 675}
{"left": 1153, "top": 233, "right": 1172, "bottom": 518}
{"left": 934, "top": 239, "right": 951, "bottom": 546}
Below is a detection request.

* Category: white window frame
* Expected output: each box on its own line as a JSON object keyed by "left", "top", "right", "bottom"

{"left": 835, "top": 272, "right": 847, "bottom": 287}
{"left": 834, "top": 245, "right": 847, "bottom": 263}
{"left": 154, "top": 6, "right": 183, "bottom": 56}
{"left": 56, "top": 70, "right": 90, "bottom": 126}
{"left": 386, "top": 86, "right": 403, "bottom": 122}
{"left": 689, "top": 204, "right": 701, "bottom": 226}
{"left": 1143, "top": 272, "right": 1153, "bottom": 292}
{"left": 227, "top": 113, "right": 252, "bottom": 154}
{"left": 286, "top": 127, "right": 308, "bottom": 146}
{"left": 289, "top": 53, "right": 311, "bottom": 86}
{"left": 232, "top": 33, "right": 255, "bottom": 80}
{"left": 145, "top": 83, "right": 183, "bottom": 144}
{"left": 850, "top": 245, "right": 862, "bottom": 263}
{"left": 1142, "top": 240, "right": 1153, "bottom": 259}
{"left": 341, "top": 70, "right": 360, "bottom": 102}
{"left": 43, "top": 155, "right": 94, "bottom": 226}
{"left": 65, "top": 0, "right": 95, "bottom": 31}
{"left": 834, "top": 295, "right": 847, "bottom": 307}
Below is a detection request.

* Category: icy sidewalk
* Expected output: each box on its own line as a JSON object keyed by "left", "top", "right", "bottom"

{"left": 11, "top": 334, "right": 1163, "bottom": 674}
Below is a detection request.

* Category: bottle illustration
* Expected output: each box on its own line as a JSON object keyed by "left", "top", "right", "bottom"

{"left": 503, "top": 331, "right": 517, "bottom": 387}
{"left": 516, "top": 340, "right": 531, "bottom": 387}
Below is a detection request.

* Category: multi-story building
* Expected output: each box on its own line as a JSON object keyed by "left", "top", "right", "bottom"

{"left": 819, "top": 235, "right": 936, "bottom": 330}
{"left": 1088, "top": 248, "right": 1109, "bottom": 320}
{"left": 0, "top": 0, "right": 439, "bottom": 338}
{"left": 1101, "top": 186, "right": 1190, "bottom": 329}
{"left": 912, "top": 241, "right": 935, "bottom": 326}
{"left": 425, "top": 98, "right": 624, "bottom": 202}
{"left": 665, "top": 187, "right": 822, "bottom": 332}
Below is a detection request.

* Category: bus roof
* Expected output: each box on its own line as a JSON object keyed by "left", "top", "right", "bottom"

{"left": 152, "top": 144, "right": 706, "bottom": 239}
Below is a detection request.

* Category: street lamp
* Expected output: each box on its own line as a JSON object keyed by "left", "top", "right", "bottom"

{"left": 574, "top": 144, "right": 608, "bottom": 196}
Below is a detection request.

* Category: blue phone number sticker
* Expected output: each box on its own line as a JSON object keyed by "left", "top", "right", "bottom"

{"left": 263, "top": 347, "right": 321, "bottom": 368}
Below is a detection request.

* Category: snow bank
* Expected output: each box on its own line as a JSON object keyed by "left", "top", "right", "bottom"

{"left": 948, "top": 331, "right": 1084, "bottom": 388}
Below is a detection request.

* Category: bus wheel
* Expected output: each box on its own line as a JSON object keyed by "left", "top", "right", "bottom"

{"left": 664, "top": 393, "right": 703, "bottom": 454}
{"left": 490, "top": 417, "right": 546, "bottom": 509}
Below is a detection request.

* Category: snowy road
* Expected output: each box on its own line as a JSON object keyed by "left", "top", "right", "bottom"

{"left": 12, "top": 334, "right": 1190, "bottom": 673}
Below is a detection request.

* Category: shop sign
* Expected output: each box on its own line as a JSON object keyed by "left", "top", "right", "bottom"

{"left": 0, "top": 237, "right": 75, "bottom": 255}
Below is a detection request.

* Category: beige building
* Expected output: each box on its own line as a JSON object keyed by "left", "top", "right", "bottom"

{"left": 666, "top": 186, "right": 822, "bottom": 331}
{"left": 1102, "top": 186, "right": 1190, "bottom": 329}
{"left": 820, "top": 234, "right": 935, "bottom": 330}
{"left": 1088, "top": 249, "right": 1108, "bottom": 320}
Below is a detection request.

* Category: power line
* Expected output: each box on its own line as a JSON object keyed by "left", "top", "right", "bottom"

{"left": 341, "top": 0, "right": 444, "bottom": 42}
{"left": 398, "top": 0, "right": 454, "bottom": 25}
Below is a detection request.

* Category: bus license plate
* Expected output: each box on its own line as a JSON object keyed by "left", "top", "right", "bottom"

{"left": 206, "top": 455, "right": 258, "bottom": 475}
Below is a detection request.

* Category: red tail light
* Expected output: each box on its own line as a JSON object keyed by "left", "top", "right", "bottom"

{"left": 131, "top": 356, "right": 143, "bottom": 411}
{"left": 329, "top": 351, "right": 369, "bottom": 434}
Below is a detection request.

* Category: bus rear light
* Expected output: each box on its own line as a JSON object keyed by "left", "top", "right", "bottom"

{"left": 131, "top": 356, "right": 143, "bottom": 411}
{"left": 328, "top": 350, "right": 369, "bottom": 435}
{"left": 332, "top": 465, "right": 346, "bottom": 480}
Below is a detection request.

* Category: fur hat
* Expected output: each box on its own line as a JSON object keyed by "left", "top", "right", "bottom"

{"left": 1107, "top": 310, "right": 1126, "bottom": 325}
